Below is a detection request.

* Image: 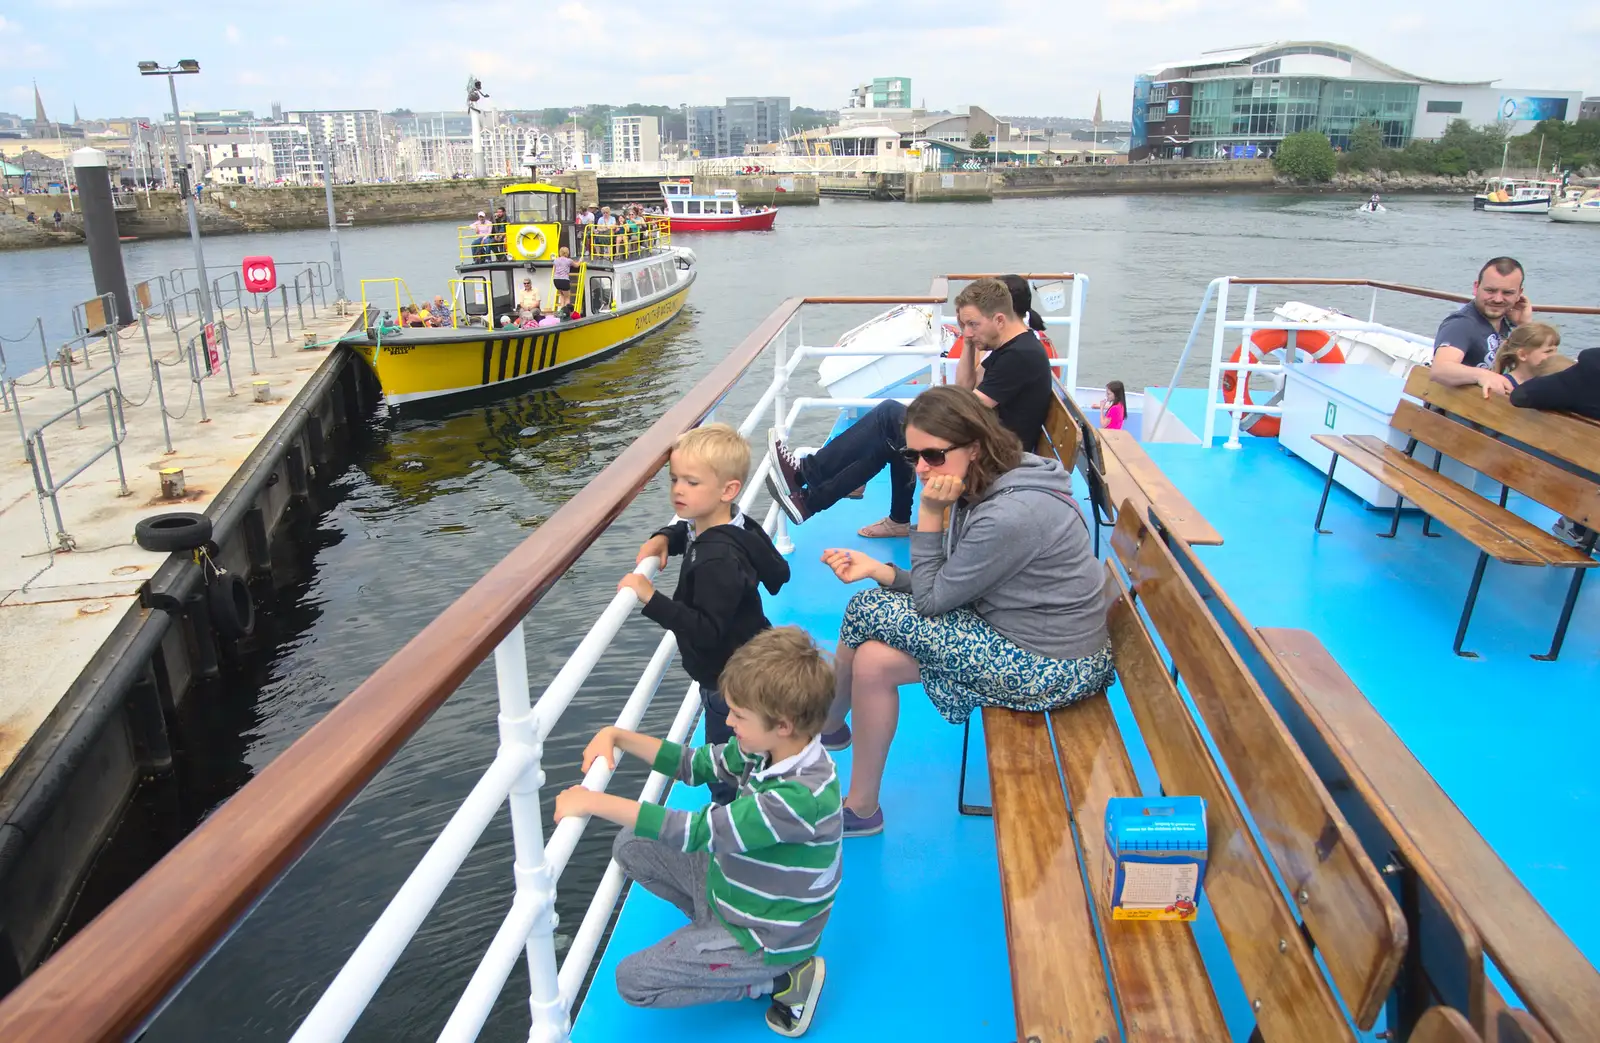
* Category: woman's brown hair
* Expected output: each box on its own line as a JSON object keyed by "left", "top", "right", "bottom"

{"left": 1493, "top": 322, "right": 1560, "bottom": 374}
{"left": 904, "top": 385, "right": 1022, "bottom": 499}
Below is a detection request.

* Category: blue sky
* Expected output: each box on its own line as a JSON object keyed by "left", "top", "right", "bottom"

{"left": 3, "top": 0, "right": 1595, "bottom": 122}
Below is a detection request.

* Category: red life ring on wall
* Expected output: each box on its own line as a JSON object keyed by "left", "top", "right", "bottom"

{"left": 1221, "top": 328, "right": 1343, "bottom": 437}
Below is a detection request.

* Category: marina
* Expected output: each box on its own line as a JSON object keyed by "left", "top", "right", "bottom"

{"left": 0, "top": 189, "right": 1597, "bottom": 1041}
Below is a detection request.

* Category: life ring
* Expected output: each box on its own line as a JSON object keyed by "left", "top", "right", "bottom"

{"left": 515, "top": 226, "right": 548, "bottom": 259}
{"left": 945, "top": 328, "right": 1057, "bottom": 360}
{"left": 1221, "top": 328, "right": 1344, "bottom": 437}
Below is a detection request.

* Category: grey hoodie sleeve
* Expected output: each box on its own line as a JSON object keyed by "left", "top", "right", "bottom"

{"left": 907, "top": 501, "right": 1040, "bottom": 617}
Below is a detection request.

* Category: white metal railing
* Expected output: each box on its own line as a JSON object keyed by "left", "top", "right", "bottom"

{"left": 286, "top": 275, "right": 1088, "bottom": 1042}
{"left": 1160, "top": 277, "right": 1436, "bottom": 450}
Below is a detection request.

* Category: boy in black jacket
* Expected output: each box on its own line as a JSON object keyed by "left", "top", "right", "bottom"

{"left": 622, "top": 423, "right": 791, "bottom": 803}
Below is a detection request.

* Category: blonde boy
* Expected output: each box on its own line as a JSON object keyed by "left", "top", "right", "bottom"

{"left": 621, "top": 423, "right": 790, "bottom": 802}
{"left": 555, "top": 627, "right": 841, "bottom": 1036}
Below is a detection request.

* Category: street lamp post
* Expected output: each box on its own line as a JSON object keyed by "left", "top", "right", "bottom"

{"left": 138, "top": 59, "right": 215, "bottom": 331}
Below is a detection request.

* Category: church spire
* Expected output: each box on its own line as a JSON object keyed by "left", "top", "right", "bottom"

{"left": 73, "top": 102, "right": 81, "bottom": 125}
{"left": 33, "top": 80, "right": 48, "bottom": 127}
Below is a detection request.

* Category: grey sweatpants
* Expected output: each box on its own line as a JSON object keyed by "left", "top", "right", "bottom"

{"left": 612, "top": 827, "right": 796, "bottom": 1007}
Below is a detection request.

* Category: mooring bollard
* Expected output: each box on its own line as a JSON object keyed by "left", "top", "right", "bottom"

{"left": 252, "top": 380, "right": 271, "bottom": 403}
{"left": 159, "top": 467, "right": 185, "bottom": 500}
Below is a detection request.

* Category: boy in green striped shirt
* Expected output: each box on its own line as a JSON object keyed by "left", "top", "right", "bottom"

{"left": 555, "top": 626, "right": 841, "bottom": 1036}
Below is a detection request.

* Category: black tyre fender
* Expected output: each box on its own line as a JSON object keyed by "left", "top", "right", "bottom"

{"left": 134, "top": 512, "right": 214, "bottom": 553}
{"left": 208, "top": 572, "right": 255, "bottom": 640}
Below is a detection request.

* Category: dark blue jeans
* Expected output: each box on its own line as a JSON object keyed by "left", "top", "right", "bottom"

{"left": 798, "top": 401, "right": 915, "bottom": 523}
{"left": 700, "top": 686, "right": 737, "bottom": 805}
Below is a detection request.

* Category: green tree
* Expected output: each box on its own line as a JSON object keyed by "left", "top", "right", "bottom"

{"left": 1436, "top": 119, "right": 1504, "bottom": 175}
{"left": 970, "top": 131, "right": 990, "bottom": 150}
{"left": 1434, "top": 146, "right": 1470, "bottom": 176}
{"left": 1274, "top": 130, "right": 1337, "bottom": 182}
{"left": 791, "top": 107, "right": 836, "bottom": 133}
{"left": 1348, "top": 121, "right": 1385, "bottom": 169}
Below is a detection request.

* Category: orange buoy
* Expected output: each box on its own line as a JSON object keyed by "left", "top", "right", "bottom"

{"left": 1221, "top": 328, "right": 1344, "bottom": 438}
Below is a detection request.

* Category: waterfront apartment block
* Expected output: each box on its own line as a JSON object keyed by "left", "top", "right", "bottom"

{"left": 690, "top": 97, "right": 790, "bottom": 157}
{"left": 847, "top": 77, "right": 912, "bottom": 110}
{"left": 285, "top": 109, "right": 386, "bottom": 182}
{"left": 1130, "top": 41, "right": 1585, "bottom": 160}
{"left": 607, "top": 115, "right": 660, "bottom": 163}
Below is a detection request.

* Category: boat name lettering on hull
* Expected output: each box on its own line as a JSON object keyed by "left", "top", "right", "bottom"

{"left": 385, "top": 345, "right": 413, "bottom": 356}
{"left": 634, "top": 298, "right": 678, "bottom": 331}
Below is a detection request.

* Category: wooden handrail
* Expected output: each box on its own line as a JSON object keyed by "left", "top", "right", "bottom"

{"left": 0, "top": 287, "right": 963, "bottom": 1042}
{"left": 1227, "top": 277, "right": 1600, "bottom": 316}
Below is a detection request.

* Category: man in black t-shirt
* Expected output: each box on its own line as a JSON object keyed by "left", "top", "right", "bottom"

{"left": 952, "top": 278, "right": 1051, "bottom": 448}
{"left": 1430, "top": 256, "right": 1534, "bottom": 397}
{"left": 766, "top": 278, "right": 1052, "bottom": 537}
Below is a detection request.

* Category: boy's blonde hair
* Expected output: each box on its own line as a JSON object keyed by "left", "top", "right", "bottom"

{"left": 1494, "top": 322, "right": 1560, "bottom": 374}
{"left": 719, "top": 627, "right": 834, "bottom": 736}
{"left": 671, "top": 422, "right": 750, "bottom": 485}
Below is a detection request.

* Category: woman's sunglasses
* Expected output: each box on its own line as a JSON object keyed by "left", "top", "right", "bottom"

{"left": 898, "top": 443, "right": 969, "bottom": 467}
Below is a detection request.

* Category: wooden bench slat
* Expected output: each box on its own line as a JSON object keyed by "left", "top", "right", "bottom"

{"left": 1389, "top": 401, "right": 1600, "bottom": 530}
{"left": 1037, "top": 393, "right": 1081, "bottom": 466}
{"left": 1411, "top": 1006, "right": 1485, "bottom": 1043}
{"left": 1344, "top": 434, "right": 1597, "bottom": 567}
{"left": 1101, "top": 429, "right": 1224, "bottom": 546}
{"left": 1258, "top": 628, "right": 1600, "bottom": 1043}
{"left": 983, "top": 706, "right": 1118, "bottom": 1043}
{"left": 1403, "top": 367, "right": 1600, "bottom": 477}
{"left": 1310, "top": 434, "right": 1545, "bottom": 565}
{"left": 1105, "top": 575, "right": 1355, "bottom": 1041}
{"left": 1050, "top": 685, "right": 1230, "bottom": 1042}
{"left": 1112, "top": 511, "right": 1407, "bottom": 1029}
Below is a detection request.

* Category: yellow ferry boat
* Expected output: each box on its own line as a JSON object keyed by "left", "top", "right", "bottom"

{"left": 344, "top": 182, "right": 696, "bottom": 405}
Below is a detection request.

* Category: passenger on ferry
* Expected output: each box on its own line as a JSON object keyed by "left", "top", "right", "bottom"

{"left": 625, "top": 423, "right": 791, "bottom": 804}
{"left": 517, "top": 278, "right": 541, "bottom": 319}
{"left": 552, "top": 246, "right": 577, "bottom": 310}
{"left": 536, "top": 309, "right": 560, "bottom": 328}
{"left": 1095, "top": 380, "right": 1127, "bottom": 430}
{"left": 490, "top": 206, "right": 509, "bottom": 259}
{"left": 555, "top": 627, "right": 837, "bottom": 1035}
{"left": 470, "top": 211, "right": 492, "bottom": 261}
{"left": 1429, "top": 257, "right": 1533, "bottom": 396}
{"left": 816, "top": 386, "right": 1113, "bottom": 837}
{"left": 1511, "top": 347, "right": 1599, "bottom": 420}
{"left": 597, "top": 206, "right": 617, "bottom": 226}
{"left": 1492, "top": 323, "right": 1561, "bottom": 390}
{"left": 766, "top": 278, "right": 1053, "bottom": 540}
{"left": 430, "top": 294, "right": 452, "bottom": 326}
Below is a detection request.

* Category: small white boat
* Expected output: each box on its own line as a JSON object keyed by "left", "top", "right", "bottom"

{"left": 1473, "top": 177, "right": 1557, "bottom": 214}
{"left": 1549, "top": 189, "right": 1600, "bottom": 224}
{"left": 1357, "top": 203, "right": 1387, "bottom": 213}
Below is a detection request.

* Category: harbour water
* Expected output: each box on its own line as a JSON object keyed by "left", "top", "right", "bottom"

{"left": 5, "top": 195, "right": 1598, "bottom": 1039}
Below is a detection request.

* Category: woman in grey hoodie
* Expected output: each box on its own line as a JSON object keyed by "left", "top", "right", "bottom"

{"left": 819, "top": 386, "right": 1113, "bottom": 836}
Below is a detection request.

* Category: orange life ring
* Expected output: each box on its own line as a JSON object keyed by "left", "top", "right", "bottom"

{"left": 946, "top": 328, "right": 1057, "bottom": 360}
{"left": 1221, "top": 328, "right": 1344, "bottom": 438}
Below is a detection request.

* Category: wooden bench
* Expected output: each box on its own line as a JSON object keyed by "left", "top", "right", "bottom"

{"left": 1149, "top": 507, "right": 1600, "bottom": 1042}
{"left": 1052, "top": 385, "right": 1223, "bottom": 552}
{"left": 1404, "top": 367, "right": 1600, "bottom": 479}
{"left": 1309, "top": 395, "right": 1599, "bottom": 659}
{"left": 980, "top": 500, "right": 1423, "bottom": 1042}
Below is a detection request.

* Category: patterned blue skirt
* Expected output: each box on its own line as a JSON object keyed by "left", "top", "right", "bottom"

{"left": 838, "top": 587, "right": 1115, "bottom": 724}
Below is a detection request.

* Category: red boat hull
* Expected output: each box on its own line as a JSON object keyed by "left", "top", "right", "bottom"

{"left": 667, "top": 208, "right": 778, "bottom": 232}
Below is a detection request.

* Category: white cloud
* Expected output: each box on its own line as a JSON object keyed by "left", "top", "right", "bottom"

{"left": 225, "top": 24, "right": 241, "bottom": 43}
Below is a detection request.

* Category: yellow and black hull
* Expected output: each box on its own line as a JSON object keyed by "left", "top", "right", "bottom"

{"left": 345, "top": 285, "right": 691, "bottom": 406}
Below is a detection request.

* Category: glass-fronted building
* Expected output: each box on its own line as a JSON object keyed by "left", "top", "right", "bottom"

{"left": 1130, "top": 42, "right": 1581, "bottom": 160}
{"left": 690, "top": 97, "right": 791, "bottom": 157}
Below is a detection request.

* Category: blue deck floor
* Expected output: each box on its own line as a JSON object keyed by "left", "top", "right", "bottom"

{"left": 573, "top": 418, "right": 1598, "bottom": 1042}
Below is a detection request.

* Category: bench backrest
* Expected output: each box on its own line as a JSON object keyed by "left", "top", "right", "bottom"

{"left": 1391, "top": 400, "right": 1600, "bottom": 529}
{"left": 1104, "top": 565, "right": 1355, "bottom": 1040}
{"left": 1403, "top": 367, "right": 1600, "bottom": 476}
{"left": 1153, "top": 514, "right": 1490, "bottom": 1033}
{"left": 1110, "top": 506, "right": 1408, "bottom": 1029}
{"left": 1035, "top": 391, "right": 1080, "bottom": 467}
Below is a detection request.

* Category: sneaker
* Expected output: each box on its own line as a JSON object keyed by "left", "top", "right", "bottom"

{"left": 1552, "top": 517, "right": 1593, "bottom": 546}
{"left": 766, "top": 429, "right": 812, "bottom": 524}
{"left": 841, "top": 805, "right": 883, "bottom": 837}
{"left": 857, "top": 517, "right": 910, "bottom": 539}
{"left": 844, "top": 486, "right": 865, "bottom": 500}
{"left": 766, "top": 956, "right": 826, "bottom": 1037}
{"left": 821, "top": 723, "right": 851, "bottom": 751}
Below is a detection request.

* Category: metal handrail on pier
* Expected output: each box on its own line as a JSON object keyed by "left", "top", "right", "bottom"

{"left": 1161, "top": 276, "right": 1600, "bottom": 449}
{"left": 0, "top": 273, "right": 1087, "bottom": 1043}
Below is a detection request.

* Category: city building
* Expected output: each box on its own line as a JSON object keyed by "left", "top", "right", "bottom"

{"left": 170, "top": 109, "right": 258, "bottom": 134}
{"left": 194, "top": 134, "right": 278, "bottom": 184}
{"left": 1582, "top": 97, "right": 1600, "bottom": 121}
{"left": 1130, "top": 42, "right": 1585, "bottom": 160}
{"left": 607, "top": 115, "right": 661, "bottom": 163}
{"left": 690, "top": 97, "right": 790, "bottom": 157}
{"left": 847, "top": 77, "right": 912, "bottom": 111}
{"left": 261, "top": 123, "right": 318, "bottom": 184}
{"left": 286, "top": 109, "right": 387, "bottom": 181}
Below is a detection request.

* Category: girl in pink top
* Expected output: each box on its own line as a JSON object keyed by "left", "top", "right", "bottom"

{"left": 1097, "top": 381, "right": 1127, "bottom": 430}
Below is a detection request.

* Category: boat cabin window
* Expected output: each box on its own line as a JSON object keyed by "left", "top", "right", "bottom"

{"left": 720, "top": 200, "right": 734, "bottom": 214}
{"left": 653, "top": 263, "right": 671, "bottom": 290}
{"left": 491, "top": 269, "right": 515, "bottom": 323}
{"left": 670, "top": 200, "right": 686, "bottom": 215}
{"left": 588, "top": 275, "right": 612, "bottom": 313}
{"left": 686, "top": 201, "right": 702, "bottom": 215}
{"left": 618, "top": 272, "right": 638, "bottom": 305}
{"left": 641, "top": 267, "right": 661, "bottom": 295}
{"left": 506, "top": 192, "right": 555, "bottom": 223}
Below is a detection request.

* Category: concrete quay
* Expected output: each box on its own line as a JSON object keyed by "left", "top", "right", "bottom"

{"left": 0, "top": 293, "right": 374, "bottom": 988}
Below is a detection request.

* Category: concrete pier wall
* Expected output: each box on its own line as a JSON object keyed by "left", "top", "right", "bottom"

{"left": 692, "top": 175, "right": 819, "bottom": 206}
{"left": 995, "top": 159, "right": 1276, "bottom": 196}
{"left": 905, "top": 171, "right": 995, "bottom": 202}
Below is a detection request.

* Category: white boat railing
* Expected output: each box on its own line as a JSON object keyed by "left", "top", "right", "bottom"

{"left": 281, "top": 272, "right": 1089, "bottom": 1042}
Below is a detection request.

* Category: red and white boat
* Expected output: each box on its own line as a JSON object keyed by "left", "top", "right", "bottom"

{"left": 659, "top": 181, "right": 778, "bottom": 232}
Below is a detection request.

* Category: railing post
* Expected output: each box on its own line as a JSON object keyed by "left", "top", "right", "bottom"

{"left": 262, "top": 293, "right": 277, "bottom": 357}
{"left": 494, "top": 623, "right": 568, "bottom": 1042}
{"left": 773, "top": 316, "right": 793, "bottom": 555}
{"left": 1066, "top": 276, "right": 1087, "bottom": 396}
{"left": 1369, "top": 286, "right": 1379, "bottom": 324}
{"left": 37, "top": 318, "right": 53, "bottom": 387}
{"left": 1225, "top": 285, "right": 1258, "bottom": 450}
{"left": 1202, "top": 278, "right": 1231, "bottom": 449}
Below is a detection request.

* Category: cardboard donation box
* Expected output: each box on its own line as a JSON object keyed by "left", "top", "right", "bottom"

{"left": 1104, "top": 796, "right": 1208, "bottom": 921}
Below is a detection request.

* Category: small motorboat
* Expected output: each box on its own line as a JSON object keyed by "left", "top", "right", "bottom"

{"left": 1358, "top": 202, "right": 1387, "bottom": 213}
{"left": 659, "top": 181, "right": 778, "bottom": 232}
{"left": 1473, "top": 177, "right": 1558, "bottom": 214}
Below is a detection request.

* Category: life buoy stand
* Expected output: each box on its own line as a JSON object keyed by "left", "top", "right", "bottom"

{"left": 1221, "top": 328, "right": 1344, "bottom": 437}
{"left": 515, "top": 226, "right": 548, "bottom": 260}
